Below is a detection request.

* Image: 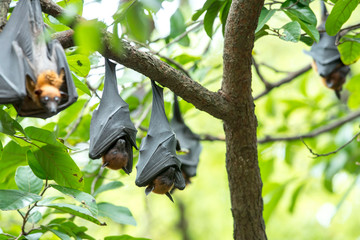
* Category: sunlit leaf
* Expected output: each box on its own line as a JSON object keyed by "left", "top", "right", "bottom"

{"left": 15, "top": 166, "right": 43, "bottom": 194}
{"left": 280, "top": 21, "right": 301, "bottom": 42}
{"left": 43, "top": 203, "right": 104, "bottom": 225}
{"left": 105, "top": 235, "right": 151, "bottom": 240}
{"left": 256, "top": 7, "right": 276, "bottom": 33}
{"left": 338, "top": 34, "right": 360, "bottom": 65}
{"left": 170, "top": 9, "right": 190, "bottom": 46}
{"left": 204, "top": 1, "right": 222, "bottom": 38}
{"left": 51, "top": 184, "right": 98, "bottom": 216}
{"left": 98, "top": 202, "right": 136, "bottom": 226}
{"left": 325, "top": 0, "right": 359, "bottom": 36}
{"left": 67, "top": 54, "right": 91, "bottom": 78}
{"left": 0, "top": 190, "right": 41, "bottom": 211}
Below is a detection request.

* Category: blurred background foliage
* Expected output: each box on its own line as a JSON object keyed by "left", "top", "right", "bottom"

{"left": 1, "top": 0, "right": 360, "bottom": 239}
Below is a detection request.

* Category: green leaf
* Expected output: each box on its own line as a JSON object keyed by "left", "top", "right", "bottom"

{"left": 288, "top": 182, "right": 305, "bottom": 213}
{"left": 72, "top": 74, "right": 91, "bottom": 96}
{"left": 105, "top": 235, "right": 151, "bottom": 240}
{"left": 280, "top": 21, "right": 301, "bottom": 42}
{"left": 256, "top": 7, "right": 276, "bottom": 33}
{"left": 24, "top": 127, "right": 65, "bottom": 149}
{"left": 26, "top": 233, "right": 43, "bottom": 240}
{"left": 325, "top": 0, "right": 360, "bottom": 36}
{"left": 204, "top": 1, "right": 222, "bottom": 38}
{"left": 51, "top": 184, "right": 98, "bottom": 216}
{"left": 74, "top": 20, "right": 104, "bottom": 54}
{"left": 263, "top": 182, "right": 289, "bottom": 222}
{"left": 93, "top": 181, "right": 124, "bottom": 197}
{"left": 0, "top": 109, "right": 25, "bottom": 136}
{"left": 300, "top": 35, "right": 314, "bottom": 46}
{"left": 15, "top": 166, "right": 43, "bottom": 194}
{"left": 219, "top": 1, "right": 231, "bottom": 35}
{"left": 28, "top": 211, "right": 42, "bottom": 224}
{"left": 67, "top": 54, "right": 91, "bottom": 78}
{"left": 173, "top": 54, "right": 201, "bottom": 65}
{"left": 57, "top": 0, "right": 84, "bottom": 16}
{"left": 284, "top": 11, "right": 319, "bottom": 42}
{"left": 0, "top": 141, "right": 28, "bottom": 188}
{"left": 30, "top": 145, "right": 84, "bottom": 190}
{"left": 170, "top": 9, "right": 190, "bottom": 46}
{"left": 255, "top": 24, "right": 270, "bottom": 41}
{"left": 98, "top": 202, "right": 136, "bottom": 226}
{"left": 42, "top": 226, "right": 71, "bottom": 240}
{"left": 27, "top": 150, "right": 47, "bottom": 179}
{"left": 338, "top": 34, "right": 360, "bottom": 64}
{"left": 192, "top": 9, "right": 206, "bottom": 21}
{"left": 42, "top": 203, "right": 104, "bottom": 225}
{"left": 282, "top": 0, "right": 317, "bottom": 25}
{"left": 0, "top": 190, "right": 41, "bottom": 210}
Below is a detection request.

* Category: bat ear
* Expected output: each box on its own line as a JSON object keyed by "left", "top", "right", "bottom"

{"left": 60, "top": 91, "right": 68, "bottom": 99}
{"left": 34, "top": 89, "right": 42, "bottom": 96}
{"left": 59, "top": 69, "right": 65, "bottom": 80}
{"left": 176, "top": 139, "right": 181, "bottom": 151}
{"left": 165, "top": 192, "right": 174, "bottom": 203}
{"left": 145, "top": 185, "right": 154, "bottom": 195}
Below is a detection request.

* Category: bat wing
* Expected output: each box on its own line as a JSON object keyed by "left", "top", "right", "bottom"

{"left": 0, "top": 0, "right": 31, "bottom": 104}
{"left": 1, "top": 0, "right": 77, "bottom": 118}
{"left": 89, "top": 59, "right": 137, "bottom": 162}
{"left": 304, "top": 1, "right": 345, "bottom": 77}
{"left": 135, "top": 81, "right": 185, "bottom": 190}
{"left": 170, "top": 95, "right": 202, "bottom": 178}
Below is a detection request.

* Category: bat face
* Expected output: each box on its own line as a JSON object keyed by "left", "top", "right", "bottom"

{"left": 35, "top": 85, "right": 61, "bottom": 113}
{"left": 145, "top": 167, "right": 176, "bottom": 202}
{"left": 102, "top": 138, "right": 131, "bottom": 173}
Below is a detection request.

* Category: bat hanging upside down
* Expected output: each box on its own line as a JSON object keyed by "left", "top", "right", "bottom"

{"left": 26, "top": 69, "right": 66, "bottom": 113}
{"left": 102, "top": 138, "right": 132, "bottom": 174}
{"left": 312, "top": 61, "right": 349, "bottom": 99}
{"left": 145, "top": 167, "right": 176, "bottom": 202}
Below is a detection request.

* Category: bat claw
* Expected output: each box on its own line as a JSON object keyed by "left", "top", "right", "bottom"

{"left": 145, "top": 185, "right": 154, "bottom": 196}
{"left": 166, "top": 192, "right": 174, "bottom": 203}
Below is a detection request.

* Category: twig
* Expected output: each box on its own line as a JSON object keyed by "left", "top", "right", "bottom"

{"left": 135, "top": 104, "right": 152, "bottom": 130}
{"left": 91, "top": 167, "right": 105, "bottom": 195}
{"left": 157, "top": 21, "right": 203, "bottom": 53}
{"left": 13, "top": 135, "right": 42, "bottom": 149}
{"left": 259, "top": 62, "right": 291, "bottom": 73}
{"left": 254, "top": 64, "right": 312, "bottom": 100}
{"left": 336, "top": 23, "right": 360, "bottom": 45}
{"left": 199, "top": 134, "right": 225, "bottom": 142}
{"left": 64, "top": 96, "right": 92, "bottom": 141}
{"left": 301, "top": 131, "right": 360, "bottom": 157}
{"left": 258, "top": 110, "right": 360, "bottom": 144}
{"left": 252, "top": 57, "right": 272, "bottom": 89}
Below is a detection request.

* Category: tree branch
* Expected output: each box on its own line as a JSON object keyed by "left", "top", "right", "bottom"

{"left": 0, "top": 0, "right": 11, "bottom": 31}
{"left": 40, "top": 0, "right": 231, "bottom": 120}
{"left": 258, "top": 110, "right": 360, "bottom": 144}
{"left": 254, "top": 64, "right": 312, "bottom": 100}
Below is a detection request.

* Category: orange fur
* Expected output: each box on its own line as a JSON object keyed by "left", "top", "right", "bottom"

{"left": 26, "top": 70, "right": 64, "bottom": 110}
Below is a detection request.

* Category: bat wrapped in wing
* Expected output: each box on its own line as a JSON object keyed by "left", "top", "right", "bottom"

{"left": 135, "top": 81, "right": 185, "bottom": 202}
{"left": 304, "top": 1, "right": 350, "bottom": 98}
{"left": 89, "top": 59, "right": 137, "bottom": 174}
{"left": 0, "top": 0, "right": 77, "bottom": 118}
{"left": 170, "top": 95, "right": 202, "bottom": 185}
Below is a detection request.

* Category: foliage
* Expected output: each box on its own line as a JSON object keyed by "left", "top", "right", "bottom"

{"left": 1, "top": 0, "right": 360, "bottom": 239}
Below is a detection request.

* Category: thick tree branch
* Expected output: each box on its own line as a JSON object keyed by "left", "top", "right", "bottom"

{"left": 254, "top": 64, "right": 312, "bottom": 100}
{"left": 0, "top": 0, "right": 11, "bottom": 31}
{"left": 40, "top": 0, "right": 231, "bottom": 120}
{"left": 258, "top": 110, "right": 360, "bottom": 144}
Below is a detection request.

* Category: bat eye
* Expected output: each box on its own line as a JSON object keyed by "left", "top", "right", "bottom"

{"left": 43, "top": 96, "right": 49, "bottom": 102}
{"left": 54, "top": 96, "right": 60, "bottom": 103}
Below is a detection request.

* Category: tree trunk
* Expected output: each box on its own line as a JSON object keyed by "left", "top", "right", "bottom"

{"left": 222, "top": 0, "right": 267, "bottom": 239}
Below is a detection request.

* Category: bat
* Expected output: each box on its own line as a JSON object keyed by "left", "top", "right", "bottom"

{"left": 305, "top": 1, "right": 350, "bottom": 99}
{"left": 170, "top": 95, "right": 202, "bottom": 185}
{"left": 0, "top": 0, "right": 77, "bottom": 118}
{"left": 135, "top": 81, "right": 185, "bottom": 202}
{"left": 89, "top": 59, "right": 137, "bottom": 175}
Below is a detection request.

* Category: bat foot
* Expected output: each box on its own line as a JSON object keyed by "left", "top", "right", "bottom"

{"left": 145, "top": 185, "right": 154, "bottom": 196}
{"left": 165, "top": 192, "right": 174, "bottom": 203}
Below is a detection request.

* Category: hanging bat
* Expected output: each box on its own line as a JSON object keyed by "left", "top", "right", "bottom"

{"left": 89, "top": 59, "right": 138, "bottom": 175}
{"left": 135, "top": 81, "right": 185, "bottom": 202}
{"left": 0, "top": 0, "right": 77, "bottom": 118}
{"left": 170, "top": 95, "right": 202, "bottom": 186}
{"left": 305, "top": 1, "right": 350, "bottom": 99}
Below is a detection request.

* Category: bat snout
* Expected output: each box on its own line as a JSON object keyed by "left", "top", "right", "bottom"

{"left": 45, "top": 101, "right": 58, "bottom": 114}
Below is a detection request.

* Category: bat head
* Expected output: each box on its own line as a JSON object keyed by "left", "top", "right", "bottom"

{"left": 101, "top": 138, "right": 129, "bottom": 171}
{"left": 35, "top": 85, "right": 62, "bottom": 114}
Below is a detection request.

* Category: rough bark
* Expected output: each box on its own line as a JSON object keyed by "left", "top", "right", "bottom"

{"left": 0, "top": 0, "right": 11, "bottom": 31}
{"left": 222, "top": 0, "right": 267, "bottom": 239}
